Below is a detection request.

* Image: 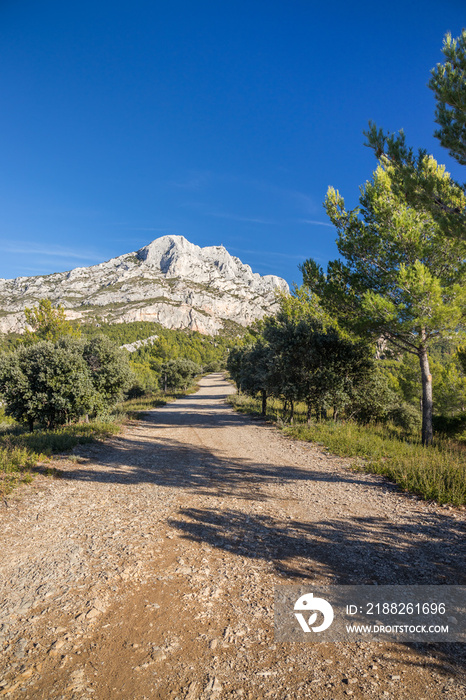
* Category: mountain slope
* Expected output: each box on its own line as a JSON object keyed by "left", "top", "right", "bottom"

{"left": 0, "top": 236, "right": 289, "bottom": 335}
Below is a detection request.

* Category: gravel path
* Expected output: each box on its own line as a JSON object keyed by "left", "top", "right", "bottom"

{"left": 0, "top": 373, "right": 465, "bottom": 699}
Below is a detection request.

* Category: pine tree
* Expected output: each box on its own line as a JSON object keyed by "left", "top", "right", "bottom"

{"left": 429, "top": 29, "right": 466, "bottom": 166}
{"left": 302, "top": 156, "right": 466, "bottom": 445}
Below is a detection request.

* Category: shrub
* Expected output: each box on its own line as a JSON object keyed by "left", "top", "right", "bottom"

{"left": 0, "top": 341, "right": 96, "bottom": 429}
{"left": 160, "top": 358, "right": 202, "bottom": 391}
{"left": 0, "top": 335, "right": 132, "bottom": 429}
{"left": 82, "top": 335, "right": 133, "bottom": 411}
{"left": 387, "top": 402, "right": 422, "bottom": 433}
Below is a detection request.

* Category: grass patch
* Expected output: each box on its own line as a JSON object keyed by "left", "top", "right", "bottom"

{"left": 117, "top": 380, "right": 201, "bottom": 418}
{"left": 117, "top": 394, "right": 170, "bottom": 418}
{"left": 0, "top": 445, "right": 37, "bottom": 495}
{"left": 228, "top": 394, "right": 466, "bottom": 507}
{"left": 12, "top": 421, "right": 121, "bottom": 455}
{"left": 0, "top": 378, "right": 203, "bottom": 497}
{"left": 0, "top": 421, "right": 121, "bottom": 497}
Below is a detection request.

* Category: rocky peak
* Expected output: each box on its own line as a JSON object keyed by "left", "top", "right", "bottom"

{"left": 136, "top": 235, "right": 263, "bottom": 285}
{"left": 0, "top": 235, "right": 289, "bottom": 335}
{"left": 137, "top": 235, "right": 198, "bottom": 273}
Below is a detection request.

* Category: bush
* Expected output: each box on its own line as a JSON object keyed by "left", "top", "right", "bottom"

{"left": 387, "top": 402, "right": 422, "bottom": 433}
{"left": 347, "top": 369, "right": 399, "bottom": 424}
{"left": 0, "top": 335, "right": 132, "bottom": 430}
{"left": 125, "top": 382, "right": 147, "bottom": 399}
{"left": 82, "top": 335, "right": 133, "bottom": 411}
{"left": 0, "top": 341, "right": 96, "bottom": 429}
{"left": 203, "top": 360, "right": 222, "bottom": 373}
{"left": 160, "top": 358, "right": 201, "bottom": 391}
{"left": 432, "top": 413, "right": 466, "bottom": 436}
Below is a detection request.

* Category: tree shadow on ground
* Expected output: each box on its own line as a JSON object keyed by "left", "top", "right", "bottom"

{"left": 168, "top": 506, "right": 465, "bottom": 585}
{"left": 169, "top": 506, "right": 466, "bottom": 678}
{"left": 57, "top": 431, "right": 397, "bottom": 501}
{"left": 54, "top": 385, "right": 466, "bottom": 680}
{"left": 57, "top": 411, "right": 465, "bottom": 589}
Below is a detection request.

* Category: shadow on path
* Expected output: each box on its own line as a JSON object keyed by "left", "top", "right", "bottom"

{"left": 58, "top": 376, "right": 466, "bottom": 678}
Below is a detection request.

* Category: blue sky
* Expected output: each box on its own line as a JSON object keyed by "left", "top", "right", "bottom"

{"left": 0, "top": 0, "right": 464, "bottom": 286}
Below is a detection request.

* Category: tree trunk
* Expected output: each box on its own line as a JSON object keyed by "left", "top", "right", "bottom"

{"left": 261, "top": 390, "right": 267, "bottom": 416}
{"left": 307, "top": 402, "right": 312, "bottom": 425}
{"left": 283, "top": 399, "right": 288, "bottom": 419}
{"left": 419, "top": 347, "right": 433, "bottom": 446}
{"left": 289, "top": 399, "right": 294, "bottom": 424}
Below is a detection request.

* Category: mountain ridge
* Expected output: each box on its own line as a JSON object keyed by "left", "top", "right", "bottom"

{"left": 0, "top": 235, "right": 289, "bottom": 335}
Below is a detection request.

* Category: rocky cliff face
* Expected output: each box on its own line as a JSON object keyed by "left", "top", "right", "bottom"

{"left": 0, "top": 236, "right": 289, "bottom": 335}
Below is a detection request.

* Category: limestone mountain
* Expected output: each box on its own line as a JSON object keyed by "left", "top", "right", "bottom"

{"left": 0, "top": 235, "right": 289, "bottom": 335}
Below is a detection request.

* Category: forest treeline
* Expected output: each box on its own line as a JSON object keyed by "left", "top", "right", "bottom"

{"left": 0, "top": 302, "right": 235, "bottom": 431}
{"left": 228, "top": 289, "right": 466, "bottom": 435}
{"left": 84, "top": 320, "right": 232, "bottom": 394}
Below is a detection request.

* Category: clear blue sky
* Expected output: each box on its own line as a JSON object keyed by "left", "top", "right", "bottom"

{"left": 1, "top": 0, "right": 464, "bottom": 286}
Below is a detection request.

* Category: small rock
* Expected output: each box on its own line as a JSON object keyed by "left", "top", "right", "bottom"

{"left": 86, "top": 608, "right": 100, "bottom": 621}
{"left": 151, "top": 649, "right": 167, "bottom": 662}
{"left": 0, "top": 682, "right": 20, "bottom": 696}
{"left": 49, "top": 640, "right": 65, "bottom": 656}
{"left": 18, "top": 668, "right": 34, "bottom": 680}
{"left": 185, "top": 681, "right": 199, "bottom": 700}
{"left": 205, "top": 676, "right": 222, "bottom": 696}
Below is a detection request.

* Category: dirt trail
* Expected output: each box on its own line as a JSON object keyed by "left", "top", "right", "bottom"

{"left": 0, "top": 373, "right": 465, "bottom": 699}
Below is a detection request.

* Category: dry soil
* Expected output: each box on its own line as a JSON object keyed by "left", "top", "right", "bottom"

{"left": 0, "top": 373, "right": 465, "bottom": 699}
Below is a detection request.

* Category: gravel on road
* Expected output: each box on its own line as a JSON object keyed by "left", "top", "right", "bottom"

{"left": 0, "top": 373, "right": 465, "bottom": 699}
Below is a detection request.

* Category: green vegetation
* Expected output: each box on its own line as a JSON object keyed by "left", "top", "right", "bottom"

{"left": 227, "top": 291, "right": 386, "bottom": 425}
{"left": 79, "top": 320, "right": 234, "bottom": 394}
{"left": 429, "top": 30, "right": 466, "bottom": 169}
{"left": 0, "top": 309, "right": 212, "bottom": 495}
{"left": 302, "top": 149, "right": 466, "bottom": 447}
{"left": 0, "top": 418, "right": 120, "bottom": 496}
{"left": 0, "top": 325, "right": 132, "bottom": 493}
{"left": 226, "top": 282, "right": 466, "bottom": 505}
{"left": 0, "top": 381, "right": 198, "bottom": 496}
{"left": 159, "top": 358, "right": 202, "bottom": 392}
{"left": 117, "top": 394, "right": 170, "bottom": 419}
{"left": 0, "top": 335, "right": 132, "bottom": 430}
{"left": 0, "top": 444, "right": 37, "bottom": 495}
{"left": 24, "top": 298, "right": 81, "bottom": 341}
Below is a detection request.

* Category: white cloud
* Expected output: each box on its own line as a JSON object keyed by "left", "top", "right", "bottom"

{"left": 1, "top": 241, "right": 104, "bottom": 262}
{"left": 298, "top": 219, "right": 335, "bottom": 228}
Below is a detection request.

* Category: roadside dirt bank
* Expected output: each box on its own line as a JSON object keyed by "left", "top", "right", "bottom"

{"left": 0, "top": 373, "right": 465, "bottom": 699}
